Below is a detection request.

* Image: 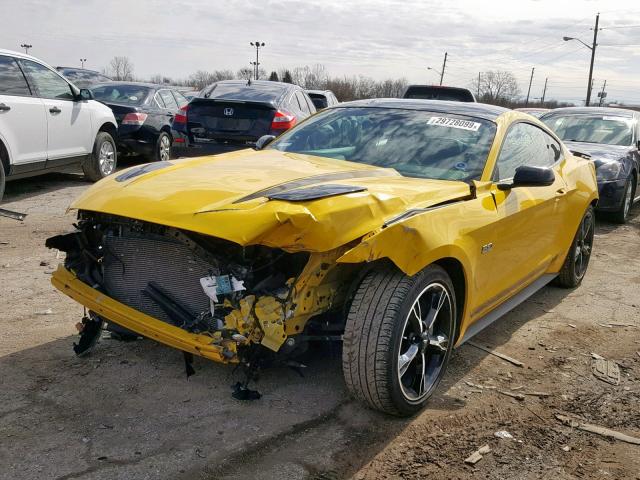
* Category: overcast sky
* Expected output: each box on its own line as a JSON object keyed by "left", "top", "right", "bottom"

{"left": 2, "top": 0, "right": 640, "bottom": 104}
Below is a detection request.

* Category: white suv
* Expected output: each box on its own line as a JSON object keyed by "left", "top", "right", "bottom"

{"left": 0, "top": 49, "right": 118, "bottom": 201}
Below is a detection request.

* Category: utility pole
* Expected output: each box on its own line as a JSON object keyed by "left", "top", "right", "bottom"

{"left": 585, "top": 13, "right": 599, "bottom": 106}
{"left": 598, "top": 79, "right": 607, "bottom": 106}
{"left": 541, "top": 77, "right": 548, "bottom": 105}
{"left": 477, "top": 72, "right": 481, "bottom": 98}
{"left": 439, "top": 52, "right": 447, "bottom": 85}
{"left": 250, "top": 41, "right": 265, "bottom": 80}
{"left": 20, "top": 43, "right": 32, "bottom": 54}
{"left": 525, "top": 67, "right": 535, "bottom": 107}
{"left": 80, "top": 58, "right": 87, "bottom": 69}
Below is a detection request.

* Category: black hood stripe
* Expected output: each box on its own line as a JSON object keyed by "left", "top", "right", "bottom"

{"left": 232, "top": 169, "right": 398, "bottom": 204}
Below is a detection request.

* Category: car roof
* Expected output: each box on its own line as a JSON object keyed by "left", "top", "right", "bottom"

{"left": 306, "top": 89, "right": 332, "bottom": 95}
{"left": 202, "top": 80, "right": 297, "bottom": 104}
{"left": 332, "top": 98, "right": 508, "bottom": 121}
{"left": 544, "top": 106, "right": 637, "bottom": 117}
{"left": 0, "top": 48, "right": 41, "bottom": 62}
{"left": 90, "top": 81, "right": 170, "bottom": 90}
{"left": 56, "top": 66, "right": 105, "bottom": 75}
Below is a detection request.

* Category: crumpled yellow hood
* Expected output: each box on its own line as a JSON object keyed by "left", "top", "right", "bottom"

{"left": 72, "top": 149, "right": 472, "bottom": 252}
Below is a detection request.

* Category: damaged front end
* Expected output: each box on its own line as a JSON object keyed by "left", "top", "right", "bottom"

{"left": 47, "top": 211, "right": 355, "bottom": 364}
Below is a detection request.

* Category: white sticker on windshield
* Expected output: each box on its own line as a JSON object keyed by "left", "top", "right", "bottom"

{"left": 602, "top": 116, "right": 629, "bottom": 122}
{"left": 427, "top": 116, "right": 481, "bottom": 131}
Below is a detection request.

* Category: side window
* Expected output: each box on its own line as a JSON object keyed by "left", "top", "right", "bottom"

{"left": 0, "top": 56, "right": 31, "bottom": 96}
{"left": 286, "top": 93, "right": 300, "bottom": 114}
{"left": 158, "top": 90, "right": 178, "bottom": 110}
{"left": 154, "top": 92, "right": 166, "bottom": 108}
{"left": 303, "top": 93, "right": 316, "bottom": 113}
{"left": 493, "top": 123, "right": 557, "bottom": 181}
{"left": 295, "top": 91, "right": 310, "bottom": 115}
{"left": 172, "top": 90, "right": 189, "bottom": 108}
{"left": 20, "top": 60, "right": 73, "bottom": 100}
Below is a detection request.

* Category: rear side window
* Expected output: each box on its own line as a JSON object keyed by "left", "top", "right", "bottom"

{"left": 0, "top": 56, "right": 31, "bottom": 96}
{"left": 20, "top": 60, "right": 74, "bottom": 100}
{"left": 159, "top": 90, "right": 178, "bottom": 110}
{"left": 172, "top": 90, "right": 189, "bottom": 108}
{"left": 294, "top": 91, "right": 310, "bottom": 114}
{"left": 493, "top": 123, "right": 560, "bottom": 181}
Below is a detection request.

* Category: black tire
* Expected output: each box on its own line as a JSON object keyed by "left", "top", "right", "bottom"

{"left": 82, "top": 131, "right": 117, "bottom": 182}
{"left": 611, "top": 175, "right": 635, "bottom": 224}
{"left": 342, "top": 263, "right": 457, "bottom": 416}
{"left": 0, "top": 161, "right": 5, "bottom": 203}
{"left": 556, "top": 205, "right": 595, "bottom": 288}
{"left": 149, "top": 132, "right": 172, "bottom": 163}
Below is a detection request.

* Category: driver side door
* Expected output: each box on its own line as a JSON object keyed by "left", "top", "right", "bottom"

{"left": 475, "top": 122, "right": 567, "bottom": 319}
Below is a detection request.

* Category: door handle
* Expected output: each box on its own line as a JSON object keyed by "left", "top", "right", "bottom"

{"left": 556, "top": 188, "right": 567, "bottom": 196}
{"left": 0, "top": 103, "right": 10, "bottom": 112}
{"left": 49, "top": 106, "right": 61, "bottom": 114}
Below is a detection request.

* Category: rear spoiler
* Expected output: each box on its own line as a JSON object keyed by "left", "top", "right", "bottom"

{"left": 189, "top": 98, "right": 276, "bottom": 110}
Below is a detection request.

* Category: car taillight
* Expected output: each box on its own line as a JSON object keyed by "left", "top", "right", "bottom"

{"left": 270, "top": 110, "right": 296, "bottom": 130}
{"left": 121, "top": 112, "right": 148, "bottom": 125}
{"left": 174, "top": 105, "right": 188, "bottom": 125}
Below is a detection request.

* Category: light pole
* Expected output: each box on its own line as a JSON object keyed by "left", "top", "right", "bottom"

{"left": 563, "top": 12, "right": 599, "bottom": 106}
{"left": 250, "top": 41, "right": 265, "bottom": 80}
{"left": 80, "top": 58, "right": 87, "bottom": 69}
{"left": 20, "top": 43, "right": 32, "bottom": 54}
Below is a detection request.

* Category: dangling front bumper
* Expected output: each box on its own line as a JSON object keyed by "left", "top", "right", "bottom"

{"left": 51, "top": 265, "right": 235, "bottom": 364}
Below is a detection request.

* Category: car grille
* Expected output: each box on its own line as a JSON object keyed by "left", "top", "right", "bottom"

{"left": 102, "top": 233, "right": 215, "bottom": 325}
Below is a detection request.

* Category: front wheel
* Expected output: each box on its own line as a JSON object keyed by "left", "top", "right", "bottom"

{"left": 556, "top": 205, "right": 595, "bottom": 288}
{"left": 611, "top": 176, "right": 635, "bottom": 224}
{"left": 342, "top": 264, "right": 457, "bottom": 416}
{"left": 82, "top": 132, "right": 117, "bottom": 181}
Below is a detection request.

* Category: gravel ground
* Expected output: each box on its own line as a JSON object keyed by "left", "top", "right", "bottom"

{"left": 1, "top": 169, "right": 639, "bottom": 480}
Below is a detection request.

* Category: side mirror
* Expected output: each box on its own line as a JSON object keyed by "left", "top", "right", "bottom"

{"left": 78, "top": 88, "right": 93, "bottom": 101}
{"left": 497, "top": 165, "right": 555, "bottom": 190}
{"left": 255, "top": 134, "right": 276, "bottom": 150}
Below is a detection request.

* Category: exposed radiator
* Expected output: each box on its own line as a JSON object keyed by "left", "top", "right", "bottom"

{"left": 102, "top": 233, "right": 215, "bottom": 325}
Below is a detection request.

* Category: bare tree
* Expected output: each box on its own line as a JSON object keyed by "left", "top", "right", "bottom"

{"left": 471, "top": 70, "right": 520, "bottom": 105}
{"left": 104, "top": 56, "right": 134, "bottom": 81}
{"left": 188, "top": 70, "right": 234, "bottom": 89}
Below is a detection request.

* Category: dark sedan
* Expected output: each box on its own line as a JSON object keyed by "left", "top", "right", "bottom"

{"left": 171, "top": 80, "right": 316, "bottom": 156}
{"left": 541, "top": 107, "right": 640, "bottom": 223}
{"left": 90, "top": 82, "right": 189, "bottom": 162}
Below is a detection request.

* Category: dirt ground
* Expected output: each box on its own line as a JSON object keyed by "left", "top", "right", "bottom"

{"left": 1, "top": 168, "right": 639, "bottom": 480}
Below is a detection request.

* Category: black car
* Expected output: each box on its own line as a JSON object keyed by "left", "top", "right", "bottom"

{"left": 541, "top": 107, "right": 640, "bottom": 223}
{"left": 305, "top": 89, "right": 339, "bottom": 110}
{"left": 56, "top": 67, "right": 112, "bottom": 88}
{"left": 90, "top": 82, "right": 189, "bottom": 162}
{"left": 403, "top": 85, "right": 476, "bottom": 102}
{"left": 172, "top": 80, "right": 316, "bottom": 156}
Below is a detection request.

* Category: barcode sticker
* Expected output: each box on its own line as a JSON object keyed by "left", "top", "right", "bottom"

{"left": 427, "top": 116, "right": 481, "bottom": 131}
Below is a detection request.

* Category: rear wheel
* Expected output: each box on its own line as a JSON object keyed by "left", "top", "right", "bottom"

{"left": 342, "top": 264, "right": 457, "bottom": 416}
{"left": 556, "top": 205, "right": 595, "bottom": 288}
{"left": 150, "top": 132, "right": 172, "bottom": 162}
{"left": 82, "top": 131, "right": 117, "bottom": 181}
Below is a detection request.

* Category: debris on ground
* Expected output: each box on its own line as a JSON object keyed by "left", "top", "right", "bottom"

{"left": 567, "top": 324, "right": 577, "bottom": 329}
{"left": 562, "top": 445, "right": 571, "bottom": 452}
{"left": 494, "top": 430, "right": 514, "bottom": 439}
{"left": 464, "top": 445, "right": 491, "bottom": 465}
{"left": 498, "top": 390, "right": 525, "bottom": 401}
{"left": 556, "top": 414, "right": 640, "bottom": 445}
{"left": 467, "top": 341, "right": 524, "bottom": 367}
{"left": 0, "top": 208, "right": 27, "bottom": 221}
{"left": 525, "top": 391, "right": 551, "bottom": 397}
{"left": 35, "top": 308, "right": 53, "bottom": 315}
{"left": 592, "top": 357, "right": 621, "bottom": 385}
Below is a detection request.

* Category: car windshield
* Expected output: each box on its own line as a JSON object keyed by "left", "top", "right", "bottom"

{"left": 90, "top": 84, "right": 151, "bottom": 106}
{"left": 59, "top": 69, "right": 111, "bottom": 86}
{"left": 268, "top": 107, "right": 497, "bottom": 181}
{"left": 541, "top": 113, "right": 634, "bottom": 146}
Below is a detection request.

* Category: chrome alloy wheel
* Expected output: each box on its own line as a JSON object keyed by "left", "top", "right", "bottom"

{"left": 622, "top": 180, "right": 633, "bottom": 220}
{"left": 574, "top": 207, "right": 594, "bottom": 280}
{"left": 159, "top": 135, "right": 171, "bottom": 162}
{"left": 98, "top": 141, "right": 116, "bottom": 176}
{"left": 397, "top": 282, "right": 454, "bottom": 402}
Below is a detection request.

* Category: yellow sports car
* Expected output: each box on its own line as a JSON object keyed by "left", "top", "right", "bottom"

{"left": 48, "top": 99, "right": 598, "bottom": 416}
